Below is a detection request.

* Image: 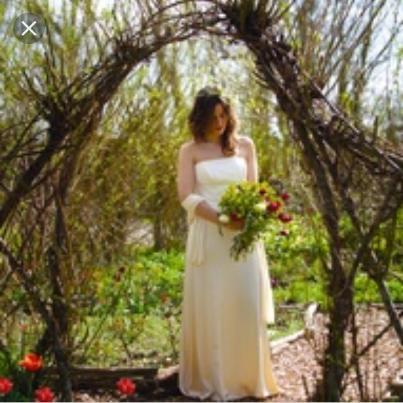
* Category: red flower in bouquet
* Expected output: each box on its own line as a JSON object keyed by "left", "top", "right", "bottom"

{"left": 0, "top": 377, "right": 13, "bottom": 395}
{"left": 116, "top": 377, "right": 136, "bottom": 396}
{"left": 19, "top": 352, "right": 43, "bottom": 372}
{"left": 266, "top": 201, "right": 281, "bottom": 213}
{"left": 35, "top": 386, "right": 55, "bottom": 402}
{"left": 230, "top": 212, "right": 242, "bottom": 221}
{"left": 278, "top": 212, "right": 292, "bottom": 223}
{"left": 280, "top": 192, "right": 290, "bottom": 201}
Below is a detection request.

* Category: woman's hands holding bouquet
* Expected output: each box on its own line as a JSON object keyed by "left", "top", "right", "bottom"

{"left": 218, "top": 212, "right": 246, "bottom": 231}
{"left": 225, "top": 219, "right": 245, "bottom": 231}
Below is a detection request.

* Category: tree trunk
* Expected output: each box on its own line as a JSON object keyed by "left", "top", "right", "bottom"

{"left": 323, "top": 250, "right": 354, "bottom": 401}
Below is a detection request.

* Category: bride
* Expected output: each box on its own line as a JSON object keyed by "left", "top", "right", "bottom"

{"left": 176, "top": 87, "right": 280, "bottom": 401}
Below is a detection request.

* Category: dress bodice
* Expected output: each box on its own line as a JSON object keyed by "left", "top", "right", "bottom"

{"left": 194, "top": 155, "right": 247, "bottom": 209}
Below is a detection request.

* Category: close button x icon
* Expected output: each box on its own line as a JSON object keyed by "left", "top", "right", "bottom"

{"left": 14, "top": 13, "right": 45, "bottom": 44}
{"left": 21, "top": 20, "right": 38, "bottom": 37}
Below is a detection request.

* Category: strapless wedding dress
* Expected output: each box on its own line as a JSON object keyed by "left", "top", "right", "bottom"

{"left": 178, "top": 155, "right": 279, "bottom": 401}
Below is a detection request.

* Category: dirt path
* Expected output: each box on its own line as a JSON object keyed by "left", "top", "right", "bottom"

{"left": 73, "top": 306, "right": 402, "bottom": 401}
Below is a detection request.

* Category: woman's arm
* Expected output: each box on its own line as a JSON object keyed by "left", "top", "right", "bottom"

{"left": 176, "top": 143, "right": 221, "bottom": 225}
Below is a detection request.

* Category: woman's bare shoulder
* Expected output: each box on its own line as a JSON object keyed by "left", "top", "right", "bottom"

{"left": 179, "top": 139, "right": 196, "bottom": 151}
{"left": 178, "top": 140, "right": 197, "bottom": 160}
{"left": 235, "top": 135, "right": 255, "bottom": 155}
{"left": 236, "top": 134, "right": 254, "bottom": 145}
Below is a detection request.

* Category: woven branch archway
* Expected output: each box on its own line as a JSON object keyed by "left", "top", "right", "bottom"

{"left": 0, "top": 1, "right": 402, "bottom": 401}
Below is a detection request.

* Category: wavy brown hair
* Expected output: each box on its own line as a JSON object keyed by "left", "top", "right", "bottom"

{"left": 188, "top": 87, "right": 238, "bottom": 156}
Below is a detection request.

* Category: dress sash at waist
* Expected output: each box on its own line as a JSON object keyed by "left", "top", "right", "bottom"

{"left": 180, "top": 193, "right": 208, "bottom": 267}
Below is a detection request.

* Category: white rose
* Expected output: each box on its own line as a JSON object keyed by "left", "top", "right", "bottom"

{"left": 218, "top": 214, "right": 230, "bottom": 224}
{"left": 254, "top": 202, "right": 267, "bottom": 212}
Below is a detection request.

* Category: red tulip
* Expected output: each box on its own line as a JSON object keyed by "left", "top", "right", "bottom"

{"left": 280, "top": 192, "right": 290, "bottom": 201}
{"left": 266, "top": 201, "right": 281, "bottom": 213}
{"left": 0, "top": 377, "right": 13, "bottom": 395}
{"left": 278, "top": 212, "right": 292, "bottom": 223}
{"left": 35, "top": 387, "right": 54, "bottom": 402}
{"left": 116, "top": 377, "right": 136, "bottom": 396}
{"left": 19, "top": 352, "right": 43, "bottom": 372}
{"left": 230, "top": 212, "right": 241, "bottom": 221}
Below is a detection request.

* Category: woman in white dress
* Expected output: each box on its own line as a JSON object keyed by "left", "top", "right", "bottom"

{"left": 176, "top": 87, "right": 280, "bottom": 401}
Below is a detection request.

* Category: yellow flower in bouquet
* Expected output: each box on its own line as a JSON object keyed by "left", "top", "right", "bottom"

{"left": 218, "top": 180, "right": 292, "bottom": 261}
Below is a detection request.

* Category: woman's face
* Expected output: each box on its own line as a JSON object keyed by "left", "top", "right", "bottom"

{"left": 207, "top": 102, "right": 228, "bottom": 137}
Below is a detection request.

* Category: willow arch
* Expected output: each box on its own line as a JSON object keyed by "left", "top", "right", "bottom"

{"left": 1, "top": 1, "right": 402, "bottom": 401}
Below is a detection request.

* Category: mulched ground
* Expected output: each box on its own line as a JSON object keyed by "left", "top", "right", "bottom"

{"left": 72, "top": 306, "right": 402, "bottom": 402}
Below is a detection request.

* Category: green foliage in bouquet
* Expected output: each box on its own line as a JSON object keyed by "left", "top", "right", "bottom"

{"left": 218, "top": 180, "right": 292, "bottom": 261}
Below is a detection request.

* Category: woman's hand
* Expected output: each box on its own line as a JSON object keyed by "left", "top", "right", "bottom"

{"left": 224, "top": 217, "right": 245, "bottom": 231}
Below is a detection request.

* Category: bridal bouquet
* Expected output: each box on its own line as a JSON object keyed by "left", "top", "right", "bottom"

{"left": 217, "top": 181, "right": 292, "bottom": 261}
